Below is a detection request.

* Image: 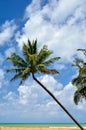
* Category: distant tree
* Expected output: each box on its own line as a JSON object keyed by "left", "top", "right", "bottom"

{"left": 7, "top": 39, "right": 84, "bottom": 130}
{"left": 72, "top": 49, "right": 86, "bottom": 105}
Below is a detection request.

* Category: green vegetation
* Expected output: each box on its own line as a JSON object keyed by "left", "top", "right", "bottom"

{"left": 72, "top": 49, "right": 86, "bottom": 105}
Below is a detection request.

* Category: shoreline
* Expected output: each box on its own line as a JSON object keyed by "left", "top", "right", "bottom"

{"left": 0, "top": 126, "right": 86, "bottom": 130}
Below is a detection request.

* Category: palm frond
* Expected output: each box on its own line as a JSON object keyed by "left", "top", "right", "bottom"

{"left": 10, "top": 72, "right": 22, "bottom": 82}
{"left": 27, "top": 39, "right": 38, "bottom": 54}
{"left": 43, "top": 57, "right": 60, "bottom": 66}
{"left": 36, "top": 63, "right": 46, "bottom": 73}
{"left": 22, "top": 68, "right": 31, "bottom": 76}
{"left": 6, "top": 68, "right": 24, "bottom": 73}
{"left": 72, "top": 76, "right": 82, "bottom": 87}
{"left": 32, "top": 39, "right": 37, "bottom": 54}
{"left": 40, "top": 68, "right": 59, "bottom": 74}
{"left": 7, "top": 53, "right": 27, "bottom": 67}
{"left": 72, "top": 75, "right": 86, "bottom": 104}
{"left": 74, "top": 87, "right": 86, "bottom": 105}
{"left": 74, "top": 91, "right": 81, "bottom": 105}
{"left": 37, "top": 45, "right": 53, "bottom": 64}
{"left": 72, "top": 58, "right": 84, "bottom": 68}
{"left": 20, "top": 72, "right": 30, "bottom": 85}
{"left": 48, "top": 69, "right": 59, "bottom": 74}
{"left": 37, "top": 63, "right": 46, "bottom": 68}
{"left": 22, "top": 43, "right": 31, "bottom": 62}
{"left": 79, "top": 64, "right": 86, "bottom": 77}
{"left": 28, "top": 39, "right": 33, "bottom": 54}
{"left": 77, "top": 49, "right": 86, "bottom": 56}
{"left": 10, "top": 71, "right": 30, "bottom": 85}
{"left": 78, "top": 87, "right": 86, "bottom": 97}
{"left": 23, "top": 41, "right": 38, "bottom": 62}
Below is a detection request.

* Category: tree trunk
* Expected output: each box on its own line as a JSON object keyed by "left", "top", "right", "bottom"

{"left": 32, "top": 73, "right": 84, "bottom": 130}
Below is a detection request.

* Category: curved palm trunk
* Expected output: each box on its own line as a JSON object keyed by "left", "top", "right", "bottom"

{"left": 32, "top": 73, "right": 84, "bottom": 130}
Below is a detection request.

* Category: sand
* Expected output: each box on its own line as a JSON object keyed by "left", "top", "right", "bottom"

{"left": 0, "top": 127, "right": 85, "bottom": 130}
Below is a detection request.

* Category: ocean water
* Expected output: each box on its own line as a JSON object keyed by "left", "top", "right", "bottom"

{"left": 0, "top": 123, "right": 86, "bottom": 127}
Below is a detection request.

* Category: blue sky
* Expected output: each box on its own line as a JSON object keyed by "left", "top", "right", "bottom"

{"left": 0, "top": 0, "right": 86, "bottom": 123}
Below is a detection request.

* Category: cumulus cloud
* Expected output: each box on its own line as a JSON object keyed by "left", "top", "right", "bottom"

{"left": 1, "top": 74, "right": 86, "bottom": 122}
{"left": 18, "top": 85, "right": 31, "bottom": 105}
{"left": 0, "top": 20, "right": 17, "bottom": 46}
{"left": 40, "top": 75, "right": 63, "bottom": 92}
{"left": 0, "top": 75, "right": 61, "bottom": 122}
{"left": 16, "top": 0, "right": 86, "bottom": 63}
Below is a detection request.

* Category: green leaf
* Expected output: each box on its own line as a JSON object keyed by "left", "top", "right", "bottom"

{"left": 22, "top": 68, "right": 31, "bottom": 76}
{"left": 74, "top": 91, "right": 81, "bottom": 105}
{"left": 43, "top": 57, "right": 60, "bottom": 66}
{"left": 37, "top": 45, "right": 53, "bottom": 64}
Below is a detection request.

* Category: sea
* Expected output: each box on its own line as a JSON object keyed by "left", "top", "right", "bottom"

{"left": 0, "top": 123, "right": 86, "bottom": 127}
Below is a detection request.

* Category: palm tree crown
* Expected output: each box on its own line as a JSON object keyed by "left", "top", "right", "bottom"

{"left": 72, "top": 49, "right": 86, "bottom": 104}
{"left": 7, "top": 39, "right": 60, "bottom": 84}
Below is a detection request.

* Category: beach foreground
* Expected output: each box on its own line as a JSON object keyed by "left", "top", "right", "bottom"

{"left": 0, "top": 127, "right": 86, "bottom": 130}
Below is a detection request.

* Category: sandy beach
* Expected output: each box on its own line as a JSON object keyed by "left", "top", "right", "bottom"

{"left": 0, "top": 127, "right": 85, "bottom": 130}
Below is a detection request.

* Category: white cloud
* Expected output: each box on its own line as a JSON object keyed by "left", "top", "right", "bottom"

{"left": 40, "top": 74, "right": 63, "bottom": 92}
{"left": 24, "top": 0, "right": 85, "bottom": 24}
{"left": 18, "top": 85, "right": 31, "bottom": 105}
{"left": 51, "top": 0, "right": 85, "bottom": 24}
{"left": 0, "top": 69, "right": 8, "bottom": 88}
{"left": 55, "top": 82, "right": 76, "bottom": 107}
{"left": 15, "top": 75, "right": 63, "bottom": 106}
{"left": 0, "top": 20, "right": 17, "bottom": 46}
{"left": 1, "top": 74, "right": 86, "bottom": 122}
{"left": 16, "top": 0, "right": 86, "bottom": 63}
{"left": 24, "top": 0, "right": 41, "bottom": 18}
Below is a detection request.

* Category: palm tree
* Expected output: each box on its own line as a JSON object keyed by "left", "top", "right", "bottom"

{"left": 72, "top": 49, "right": 86, "bottom": 105}
{"left": 7, "top": 39, "right": 84, "bottom": 130}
